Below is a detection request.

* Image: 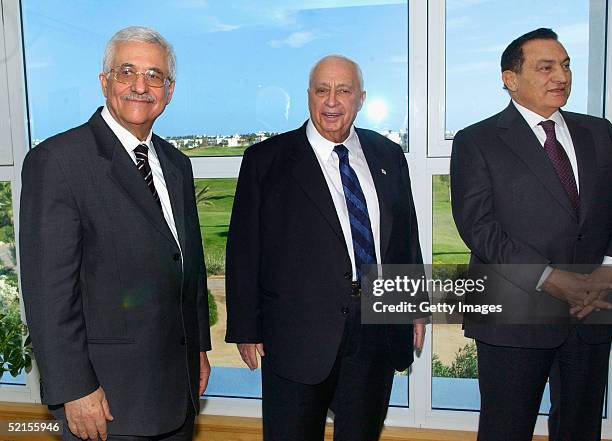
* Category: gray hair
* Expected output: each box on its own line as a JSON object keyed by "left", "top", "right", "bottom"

{"left": 308, "top": 54, "right": 364, "bottom": 91}
{"left": 102, "top": 26, "right": 176, "bottom": 82}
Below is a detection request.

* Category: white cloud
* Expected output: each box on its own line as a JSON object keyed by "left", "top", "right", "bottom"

{"left": 268, "top": 31, "right": 318, "bottom": 48}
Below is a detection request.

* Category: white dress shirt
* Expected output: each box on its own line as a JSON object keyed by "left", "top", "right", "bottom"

{"left": 101, "top": 106, "right": 182, "bottom": 254}
{"left": 306, "top": 120, "right": 381, "bottom": 281}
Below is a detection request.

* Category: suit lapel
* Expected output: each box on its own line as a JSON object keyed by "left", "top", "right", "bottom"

{"left": 357, "top": 129, "right": 393, "bottom": 262}
{"left": 563, "top": 112, "right": 597, "bottom": 226}
{"left": 290, "top": 125, "right": 346, "bottom": 247}
{"left": 89, "top": 109, "right": 177, "bottom": 246}
{"left": 154, "top": 135, "right": 186, "bottom": 252}
{"left": 497, "top": 103, "right": 577, "bottom": 221}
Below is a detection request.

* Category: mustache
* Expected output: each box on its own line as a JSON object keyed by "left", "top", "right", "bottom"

{"left": 121, "top": 93, "right": 155, "bottom": 103}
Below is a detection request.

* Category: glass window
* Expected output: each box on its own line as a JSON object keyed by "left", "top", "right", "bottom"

{"left": 22, "top": 1, "right": 408, "bottom": 154}
{"left": 0, "top": 182, "right": 29, "bottom": 387}
{"left": 445, "top": 0, "right": 606, "bottom": 137}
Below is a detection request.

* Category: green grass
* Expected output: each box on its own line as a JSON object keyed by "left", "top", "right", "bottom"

{"left": 432, "top": 175, "right": 470, "bottom": 264}
{"left": 196, "top": 178, "right": 237, "bottom": 275}
{"left": 180, "top": 146, "right": 248, "bottom": 157}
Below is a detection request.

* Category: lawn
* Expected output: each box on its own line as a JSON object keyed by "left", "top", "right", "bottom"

{"left": 196, "top": 178, "right": 237, "bottom": 275}
{"left": 180, "top": 146, "right": 248, "bottom": 157}
{"left": 432, "top": 175, "right": 470, "bottom": 264}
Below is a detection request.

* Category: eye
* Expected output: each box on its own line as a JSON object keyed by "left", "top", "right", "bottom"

{"left": 145, "top": 70, "right": 162, "bottom": 80}
{"left": 562, "top": 63, "right": 571, "bottom": 70}
{"left": 316, "top": 88, "right": 328, "bottom": 96}
{"left": 120, "top": 66, "right": 135, "bottom": 75}
{"left": 540, "top": 66, "right": 552, "bottom": 72}
{"left": 337, "top": 89, "right": 351, "bottom": 95}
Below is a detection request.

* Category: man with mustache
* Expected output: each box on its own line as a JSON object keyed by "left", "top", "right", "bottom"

{"left": 451, "top": 28, "right": 612, "bottom": 440}
{"left": 20, "top": 26, "right": 211, "bottom": 440}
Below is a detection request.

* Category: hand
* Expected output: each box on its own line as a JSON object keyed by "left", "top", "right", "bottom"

{"left": 413, "top": 318, "right": 426, "bottom": 352}
{"left": 199, "top": 352, "right": 211, "bottom": 396}
{"left": 569, "top": 266, "right": 612, "bottom": 319}
{"left": 540, "top": 269, "right": 612, "bottom": 308}
{"left": 237, "top": 343, "right": 265, "bottom": 370}
{"left": 64, "top": 386, "right": 113, "bottom": 441}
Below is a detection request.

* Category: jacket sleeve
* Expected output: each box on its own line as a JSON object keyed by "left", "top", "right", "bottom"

{"left": 19, "top": 146, "right": 99, "bottom": 405}
{"left": 224, "top": 148, "right": 262, "bottom": 343}
{"left": 450, "top": 129, "right": 549, "bottom": 293}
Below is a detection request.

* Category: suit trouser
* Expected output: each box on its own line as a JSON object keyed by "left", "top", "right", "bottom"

{"left": 262, "top": 298, "right": 396, "bottom": 441}
{"left": 476, "top": 328, "right": 610, "bottom": 441}
{"left": 51, "top": 386, "right": 196, "bottom": 441}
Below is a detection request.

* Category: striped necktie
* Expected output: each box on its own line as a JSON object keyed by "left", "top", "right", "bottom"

{"left": 334, "top": 144, "right": 376, "bottom": 281}
{"left": 134, "top": 144, "right": 162, "bottom": 210}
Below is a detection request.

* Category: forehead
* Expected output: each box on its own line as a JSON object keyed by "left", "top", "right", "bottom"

{"left": 522, "top": 39, "right": 568, "bottom": 63}
{"left": 311, "top": 59, "right": 359, "bottom": 85}
{"left": 112, "top": 41, "right": 168, "bottom": 70}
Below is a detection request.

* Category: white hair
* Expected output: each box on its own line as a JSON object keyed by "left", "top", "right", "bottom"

{"left": 102, "top": 26, "right": 176, "bottom": 82}
{"left": 308, "top": 54, "right": 364, "bottom": 91}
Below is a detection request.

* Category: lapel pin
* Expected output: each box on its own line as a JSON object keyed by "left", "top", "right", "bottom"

{"left": 381, "top": 169, "right": 387, "bottom": 175}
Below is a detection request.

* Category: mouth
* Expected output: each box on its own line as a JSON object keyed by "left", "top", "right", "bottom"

{"left": 322, "top": 112, "right": 343, "bottom": 121}
{"left": 547, "top": 88, "right": 567, "bottom": 96}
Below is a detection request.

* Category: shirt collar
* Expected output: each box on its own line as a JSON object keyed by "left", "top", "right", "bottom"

{"left": 512, "top": 99, "right": 566, "bottom": 131}
{"left": 101, "top": 106, "right": 155, "bottom": 155}
{"left": 306, "top": 119, "right": 359, "bottom": 161}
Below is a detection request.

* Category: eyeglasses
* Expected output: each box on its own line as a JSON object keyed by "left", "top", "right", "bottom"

{"left": 109, "top": 65, "right": 170, "bottom": 88}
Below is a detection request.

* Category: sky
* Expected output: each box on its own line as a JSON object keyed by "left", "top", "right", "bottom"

{"left": 22, "top": 0, "right": 601, "bottom": 140}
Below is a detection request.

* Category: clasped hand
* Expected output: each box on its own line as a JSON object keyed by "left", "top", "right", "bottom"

{"left": 542, "top": 267, "right": 612, "bottom": 319}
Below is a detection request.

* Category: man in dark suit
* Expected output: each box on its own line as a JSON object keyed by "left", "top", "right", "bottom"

{"left": 19, "top": 26, "right": 210, "bottom": 441}
{"left": 451, "top": 28, "right": 612, "bottom": 441}
{"left": 225, "top": 55, "right": 426, "bottom": 441}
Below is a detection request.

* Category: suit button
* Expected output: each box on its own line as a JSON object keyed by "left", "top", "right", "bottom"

{"left": 173, "top": 253, "right": 181, "bottom": 261}
{"left": 180, "top": 337, "right": 186, "bottom": 346}
{"left": 341, "top": 307, "right": 349, "bottom": 315}
{"left": 577, "top": 234, "right": 583, "bottom": 241}
{"left": 344, "top": 272, "right": 352, "bottom": 280}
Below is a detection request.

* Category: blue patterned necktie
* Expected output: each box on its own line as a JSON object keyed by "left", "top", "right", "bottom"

{"left": 334, "top": 144, "right": 376, "bottom": 281}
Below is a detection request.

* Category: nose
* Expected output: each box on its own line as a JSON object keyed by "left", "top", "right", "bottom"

{"left": 325, "top": 90, "right": 337, "bottom": 107}
{"left": 131, "top": 72, "right": 148, "bottom": 94}
{"left": 552, "top": 66, "right": 569, "bottom": 84}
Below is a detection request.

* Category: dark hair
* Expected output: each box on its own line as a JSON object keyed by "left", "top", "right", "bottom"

{"left": 501, "top": 28, "right": 558, "bottom": 73}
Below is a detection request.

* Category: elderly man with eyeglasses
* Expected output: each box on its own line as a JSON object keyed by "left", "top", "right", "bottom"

{"left": 20, "top": 26, "right": 211, "bottom": 441}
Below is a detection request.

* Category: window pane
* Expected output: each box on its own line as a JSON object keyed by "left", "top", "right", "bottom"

{"left": 22, "top": 1, "right": 408, "bottom": 154}
{"left": 445, "top": 0, "right": 606, "bottom": 137}
{"left": 0, "top": 182, "right": 28, "bottom": 387}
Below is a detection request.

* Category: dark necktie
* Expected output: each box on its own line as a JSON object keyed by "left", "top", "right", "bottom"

{"left": 538, "top": 120, "right": 579, "bottom": 213}
{"left": 334, "top": 144, "right": 376, "bottom": 281}
{"left": 134, "top": 144, "right": 162, "bottom": 210}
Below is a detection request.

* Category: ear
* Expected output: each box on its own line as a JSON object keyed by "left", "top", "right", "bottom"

{"left": 502, "top": 70, "right": 518, "bottom": 92}
{"left": 99, "top": 73, "right": 109, "bottom": 98}
{"left": 165, "top": 81, "right": 175, "bottom": 104}
{"left": 357, "top": 90, "right": 366, "bottom": 111}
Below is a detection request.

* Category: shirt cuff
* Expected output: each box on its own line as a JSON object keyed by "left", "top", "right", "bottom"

{"left": 536, "top": 266, "right": 554, "bottom": 291}
{"left": 602, "top": 256, "right": 612, "bottom": 265}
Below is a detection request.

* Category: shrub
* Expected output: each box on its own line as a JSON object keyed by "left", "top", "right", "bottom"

{"left": 432, "top": 341, "right": 478, "bottom": 379}
{"left": 208, "top": 289, "right": 218, "bottom": 327}
{"left": 205, "top": 251, "right": 225, "bottom": 276}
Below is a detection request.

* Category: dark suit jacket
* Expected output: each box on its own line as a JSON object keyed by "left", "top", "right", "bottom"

{"left": 225, "top": 123, "right": 424, "bottom": 385}
{"left": 450, "top": 102, "right": 612, "bottom": 348}
{"left": 19, "top": 108, "right": 210, "bottom": 436}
